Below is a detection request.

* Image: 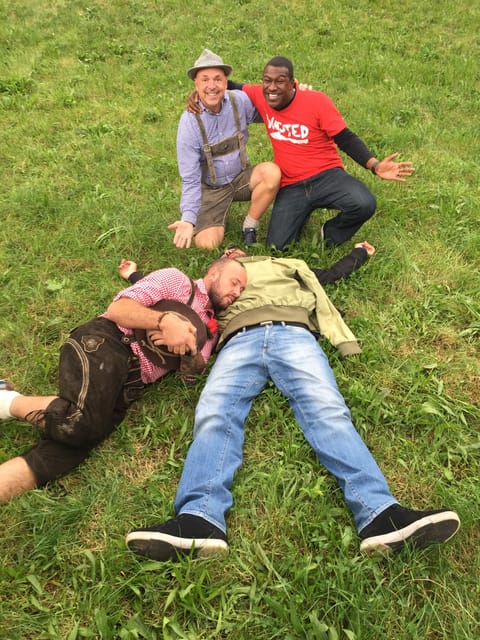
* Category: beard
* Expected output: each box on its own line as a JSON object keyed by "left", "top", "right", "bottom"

{"left": 208, "top": 291, "right": 228, "bottom": 313}
{"left": 208, "top": 282, "right": 232, "bottom": 313}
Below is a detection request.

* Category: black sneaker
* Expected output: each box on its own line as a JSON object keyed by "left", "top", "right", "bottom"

{"left": 242, "top": 227, "right": 257, "bottom": 246}
{"left": 359, "top": 504, "right": 460, "bottom": 554}
{"left": 125, "top": 513, "right": 228, "bottom": 561}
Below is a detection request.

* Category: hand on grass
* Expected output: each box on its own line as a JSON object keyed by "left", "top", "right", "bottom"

{"left": 118, "top": 259, "right": 138, "bottom": 280}
{"left": 354, "top": 241, "right": 375, "bottom": 256}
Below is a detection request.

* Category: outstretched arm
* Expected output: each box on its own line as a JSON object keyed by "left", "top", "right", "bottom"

{"left": 368, "top": 153, "right": 415, "bottom": 182}
{"left": 333, "top": 128, "right": 415, "bottom": 182}
{"left": 312, "top": 242, "right": 375, "bottom": 286}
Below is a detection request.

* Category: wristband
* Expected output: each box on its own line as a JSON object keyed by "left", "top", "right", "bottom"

{"left": 370, "top": 160, "right": 380, "bottom": 175}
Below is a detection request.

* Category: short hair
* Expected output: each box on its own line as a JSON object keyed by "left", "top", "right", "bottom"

{"left": 264, "top": 56, "right": 294, "bottom": 79}
{"left": 205, "top": 256, "right": 246, "bottom": 276}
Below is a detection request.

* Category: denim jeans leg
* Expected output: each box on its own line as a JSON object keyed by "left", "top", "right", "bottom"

{"left": 266, "top": 182, "right": 313, "bottom": 250}
{"left": 265, "top": 325, "right": 397, "bottom": 531}
{"left": 310, "top": 168, "right": 377, "bottom": 246}
{"left": 267, "top": 169, "right": 376, "bottom": 249}
{"left": 174, "top": 329, "right": 269, "bottom": 532}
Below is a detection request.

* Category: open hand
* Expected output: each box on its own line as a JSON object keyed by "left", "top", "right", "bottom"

{"left": 375, "top": 153, "right": 415, "bottom": 182}
{"left": 167, "top": 221, "right": 195, "bottom": 248}
{"left": 354, "top": 241, "right": 375, "bottom": 256}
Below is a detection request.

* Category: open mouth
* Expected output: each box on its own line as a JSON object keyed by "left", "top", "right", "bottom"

{"left": 265, "top": 93, "right": 281, "bottom": 103}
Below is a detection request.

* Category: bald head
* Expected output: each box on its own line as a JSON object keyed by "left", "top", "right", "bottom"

{"left": 204, "top": 258, "right": 247, "bottom": 312}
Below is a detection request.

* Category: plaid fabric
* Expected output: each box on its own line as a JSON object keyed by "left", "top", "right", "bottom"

{"left": 107, "top": 268, "right": 216, "bottom": 383}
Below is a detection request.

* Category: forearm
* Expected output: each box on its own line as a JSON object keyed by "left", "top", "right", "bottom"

{"left": 177, "top": 118, "right": 203, "bottom": 222}
{"left": 177, "top": 158, "right": 203, "bottom": 223}
{"left": 313, "top": 248, "right": 368, "bottom": 285}
{"left": 105, "top": 298, "right": 164, "bottom": 330}
{"left": 333, "top": 128, "right": 375, "bottom": 168}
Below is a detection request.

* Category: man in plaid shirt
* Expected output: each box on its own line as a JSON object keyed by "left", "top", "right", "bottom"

{"left": 0, "top": 257, "right": 246, "bottom": 503}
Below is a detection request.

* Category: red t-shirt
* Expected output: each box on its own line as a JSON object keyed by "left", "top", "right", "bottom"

{"left": 242, "top": 84, "right": 347, "bottom": 187}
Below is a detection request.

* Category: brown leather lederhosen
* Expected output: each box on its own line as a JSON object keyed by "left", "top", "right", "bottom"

{"left": 194, "top": 91, "right": 248, "bottom": 185}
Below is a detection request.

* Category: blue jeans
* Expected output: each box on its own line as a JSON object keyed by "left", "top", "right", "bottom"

{"left": 175, "top": 324, "right": 396, "bottom": 533}
{"left": 266, "top": 168, "right": 376, "bottom": 250}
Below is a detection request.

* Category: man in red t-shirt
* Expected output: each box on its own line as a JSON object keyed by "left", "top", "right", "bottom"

{"left": 229, "top": 56, "right": 415, "bottom": 250}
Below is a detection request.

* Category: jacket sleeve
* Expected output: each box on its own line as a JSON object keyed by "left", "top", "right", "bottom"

{"left": 312, "top": 247, "right": 368, "bottom": 286}
{"left": 295, "top": 260, "right": 362, "bottom": 357}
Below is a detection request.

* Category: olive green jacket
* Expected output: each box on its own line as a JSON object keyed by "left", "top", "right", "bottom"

{"left": 216, "top": 256, "right": 362, "bottom": 358}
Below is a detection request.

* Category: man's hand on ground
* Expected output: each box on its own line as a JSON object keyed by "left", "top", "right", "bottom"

{"left": 354, "top": 241, "right": 375, "bottom": 256}
{"left": 375, "top": 153, "right": 415, "bottom": 182}
{"left": 118, "top": 259, "right": 138, "bottom": 280}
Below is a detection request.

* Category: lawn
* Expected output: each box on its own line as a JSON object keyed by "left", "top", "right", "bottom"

{"left": 0, "top": 1, "right": 479, "bottom": 638}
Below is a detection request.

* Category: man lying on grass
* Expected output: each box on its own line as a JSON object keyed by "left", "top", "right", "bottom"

{"left": 125, "top": 244, "right": 460, "bottom": 558}
{"left": 0, "top": 258, "right": 246, "bottom": 503}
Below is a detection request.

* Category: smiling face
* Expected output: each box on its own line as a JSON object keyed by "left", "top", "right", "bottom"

{"left": 194, "top": 67, "right": 228, "bottom": 113}
{"left": 262, "top": 64, "right": 295, "bottom": 110}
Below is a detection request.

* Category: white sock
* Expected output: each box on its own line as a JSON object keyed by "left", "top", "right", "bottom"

{"left": 0, "top": 390, "right": 20, "bottom": 419}
{"left": 243, "top": 215, "right": 259, "bottom": 230}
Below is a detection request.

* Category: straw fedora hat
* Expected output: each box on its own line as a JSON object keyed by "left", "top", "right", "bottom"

{"left": 187, "top": 49, "right": 232, "bottom": 80}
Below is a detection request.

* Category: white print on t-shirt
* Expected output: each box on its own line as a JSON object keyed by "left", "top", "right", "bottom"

{"left": 266, "top": 114, "right": 309, "bottom": 144}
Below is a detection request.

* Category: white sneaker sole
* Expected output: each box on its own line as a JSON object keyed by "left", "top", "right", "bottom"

{"left": 360, "top": 511, "right": 460, "bottom": 554}
{"left": 126, "top": 530, "right": 228, "bottom": 560}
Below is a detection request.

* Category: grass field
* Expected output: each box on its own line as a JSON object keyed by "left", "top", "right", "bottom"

{"left": 1, "top": 1, "right": 479, "bottom": 638}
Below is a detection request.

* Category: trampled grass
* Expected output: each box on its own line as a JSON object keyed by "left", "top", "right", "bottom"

{"left": 1, "top": 1, "right": 479, "bottom": 638}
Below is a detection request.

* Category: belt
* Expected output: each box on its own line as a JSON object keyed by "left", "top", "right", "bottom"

{"left": 221, "top": 320, "right": 310, "bottom": 348}
{"left": 244, "top": 320, "right": 309, "bottom": 331}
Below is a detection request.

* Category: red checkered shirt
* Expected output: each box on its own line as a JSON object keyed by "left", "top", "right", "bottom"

{"left": 107, "top": 268, "right": 216, "bottom": 384}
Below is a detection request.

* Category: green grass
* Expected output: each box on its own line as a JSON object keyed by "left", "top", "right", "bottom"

{"left": 1, "top": 0, "right": 479, "bottom": 638}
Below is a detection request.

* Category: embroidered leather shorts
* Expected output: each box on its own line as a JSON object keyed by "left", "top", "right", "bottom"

{"left": 22, "top": 317, "right": 144, "bottom": 486}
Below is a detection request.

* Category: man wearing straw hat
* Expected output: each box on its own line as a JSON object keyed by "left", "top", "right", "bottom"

{"left": 169, "top": 49, "right": 281, "bottom": 250}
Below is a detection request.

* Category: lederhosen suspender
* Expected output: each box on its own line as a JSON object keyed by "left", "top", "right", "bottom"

{"left": 194, "top": 91, "right": 248, "bottom": 185}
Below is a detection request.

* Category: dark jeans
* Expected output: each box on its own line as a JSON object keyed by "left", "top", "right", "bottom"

{"left": 266, "top": 167, "right": 376, "bottom": 250}
{"left": 22, "top": 317, "right": 144, "bottom": 486}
